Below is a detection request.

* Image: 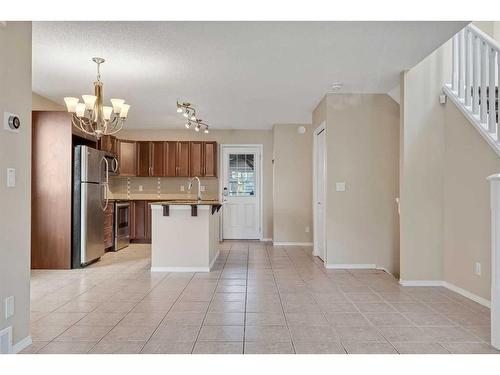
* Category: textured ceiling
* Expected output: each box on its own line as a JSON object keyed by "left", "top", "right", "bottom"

{"left": 32, "top": 21, "right": 466, "bottom": 129}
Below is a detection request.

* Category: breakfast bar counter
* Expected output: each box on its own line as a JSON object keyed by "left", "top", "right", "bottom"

{"left": 150, "top": 200, "right": 222, "bottom": 272}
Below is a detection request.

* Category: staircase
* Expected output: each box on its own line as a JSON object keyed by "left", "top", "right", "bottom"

{"left": 443, "top": 24, "right": 500, "bottom": 156}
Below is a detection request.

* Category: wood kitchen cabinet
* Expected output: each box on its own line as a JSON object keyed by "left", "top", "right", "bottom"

{"left": 137, "top": 141, "right": 166, "bottom": 177}
{"left": 189, "top": 141, "right": 204, "bottom": 177}
{"left": 164, "top": 141, "right": 177, "bottom": 177}
{"left": 99, "top": 135, "right": 118, "bottom": 155}
{"left": 129, "top": 200, "right": 152, "bottom": 243}
{"left": 189, "top": 141, "right": 217, "bottom": 177}
{"left": 118, "top": 139, "right": 137, "bottom": 176}
{"left": 176, "top": 141, "right": 190, "bottom": 177}
{"left": 203, "top": 141, "right": 217, "bottom": 177}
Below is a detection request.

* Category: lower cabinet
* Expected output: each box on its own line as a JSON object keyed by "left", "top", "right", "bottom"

{"left": 130, "top": 200, "right": 152, "bottom": 243}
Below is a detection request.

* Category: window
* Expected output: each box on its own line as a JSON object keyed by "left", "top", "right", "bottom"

{"left": 227, "top": 153, "right": 255, "bottom": 196}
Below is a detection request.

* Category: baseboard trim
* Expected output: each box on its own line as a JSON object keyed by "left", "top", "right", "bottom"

{"left": 399, "top": 279, "right": 491, "bottom": 308}
{"left": 13, "top": 335, "right": 32, "bottom": 354}
{"left": 151, "top": 266, "right": 210, "bottom": 272}
{"left": 209, "top": 250, "right": 220, "bottom": 271}
{"left": 261, "top": 238, "right": 273, "bottom": 242}
{"left": 273, "top": 242, "right": 313, "bottom": 246}
{"left": 443, "top": 281, "right": 491, "bottom": 308}
{"left": 326, "top": 263, "right": 377, "bottom": 269}
{"left": 399, "top": 280, "right": 444, "bottom": 287}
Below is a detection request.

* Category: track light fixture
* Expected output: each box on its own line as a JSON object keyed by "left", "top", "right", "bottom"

{"left": 177, "top": 101, "right": 210, "bottom": 134}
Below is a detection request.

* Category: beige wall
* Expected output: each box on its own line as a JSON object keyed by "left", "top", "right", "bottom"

{"left": 32, "top": 92, "right": 64, "bottom": 111}
{"left": 399, "top": 44, "right": 450, "bottom": 282}
{"left": 443, "top": 100, "right": 500, "bottom": 300}
{"left": 115, "top": 129, "right": 274, "bottom": 239}
{"left": 401, "top": 36, "right": 498, "bottom": 301}
{"left": 272, "top": 124, "right": 313, "bottom": 243}
{"left": 314, "top": 94, "right": 400, "bottom": 274}
{"left": 0, "top": 22, "right": 32, "bottom": 348}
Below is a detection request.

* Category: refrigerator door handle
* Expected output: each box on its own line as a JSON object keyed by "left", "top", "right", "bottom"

{"left": 100, "top": 157, "right": 110, "bottom": 211}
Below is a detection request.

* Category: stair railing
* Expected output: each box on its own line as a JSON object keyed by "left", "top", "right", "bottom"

{"left": 444, "top": 24, "right": 500, "bottom": 156}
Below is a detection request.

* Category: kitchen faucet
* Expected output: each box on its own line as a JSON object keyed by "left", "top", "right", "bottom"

{"left": 187, "top": 176, "right": 202, "bottom": 201}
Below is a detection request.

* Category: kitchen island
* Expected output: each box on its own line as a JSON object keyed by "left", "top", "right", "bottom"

{"left": 150, "top": 200, "right": 222, "bottom": 272}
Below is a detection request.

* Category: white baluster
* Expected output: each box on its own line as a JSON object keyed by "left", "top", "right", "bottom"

{"left": 473, "top": 35, "right": 480, "bottom": 115}
{"left": 481, "top": 42, "right": 488, "bottom": 125}
{"left": 488, "top": 174, "right": 500, "bottom": 350}
{"left": 458, "top": 30, "right": 465, "bottom": 99}
{"left": 465, "top": 29, "right": 472, "bottom": 107}
{"left": 452, "top": 35, "right": 459, "bottom": 92}
{"left": 489, "top": 48, "right": 497, "bottom": 135}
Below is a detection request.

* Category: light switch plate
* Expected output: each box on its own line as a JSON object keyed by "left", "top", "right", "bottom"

{"left": 200, "top": 185, "right": 206, "bottom": 192}
{"left": 138, "top": 185, "right": 143, "bottom": 192}
{"left": 335, "top": 182, "right": 346, "bottom": 192}
{"left": 180, "top": 185, "right": 185, "bottom": 192}
{"left": 6, "top": 168, "right": 15, "bottom": 187}
{"left": 5, "top": 296, "right": 14, "bottom": 319}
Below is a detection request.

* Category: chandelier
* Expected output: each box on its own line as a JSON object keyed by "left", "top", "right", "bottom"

{"left": 176, "top": 101, "right": 210, "bottom": 133}
{"left": 63, "top": 57, "right": 130, "bottom": 139}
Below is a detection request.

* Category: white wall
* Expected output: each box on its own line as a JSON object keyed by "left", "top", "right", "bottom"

{"left": 0, "top": 22, "right": 32, "bottom": 350}
{"left": 272, "top": 124, "right": 313, "bottom": 244}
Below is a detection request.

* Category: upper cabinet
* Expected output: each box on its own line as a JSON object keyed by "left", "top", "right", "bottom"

{"left": 176, "top": 141, "right": 190, "bottom": 177}
{"left": 99, "top": 135, "right": 118, "bottom": 155}
{"left": 203, "top": 141, "right": 217, "bottom": 177}
{"left": 109, "top": 139, "right": 217, "bottom": 178}
{"left": 118, "top": 139, "right": 137, "bottom": 176}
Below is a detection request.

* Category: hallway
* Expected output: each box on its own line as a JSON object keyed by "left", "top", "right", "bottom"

{"left": 24, "top": 242, "right": 496, "bottom": 354}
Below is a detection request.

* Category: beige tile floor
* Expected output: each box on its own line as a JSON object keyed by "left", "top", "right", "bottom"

{"left": 22, "top": 241, "right": 499, "bottom": 354}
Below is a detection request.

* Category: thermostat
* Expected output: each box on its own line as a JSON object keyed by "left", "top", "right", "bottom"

{"left": 4, "top": 112, "right": 21, "bottom": 133}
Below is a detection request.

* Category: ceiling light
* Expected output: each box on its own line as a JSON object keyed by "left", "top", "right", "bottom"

{"left": 63, "top": 57, "right": 129, "bottom": 138}
{"left": 176, "top": 101, "right": 211, "bottom": 135}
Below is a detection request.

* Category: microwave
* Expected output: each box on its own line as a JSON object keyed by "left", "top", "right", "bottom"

{"left": 103, "top": 152, "right": 119, "bottom": 175}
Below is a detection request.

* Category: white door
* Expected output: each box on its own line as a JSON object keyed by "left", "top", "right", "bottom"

{"left": 222, "top": 146, "right": 261, "bottom": 239}
{"left": 314, "top": 127, "right": 326, "bottom": 261}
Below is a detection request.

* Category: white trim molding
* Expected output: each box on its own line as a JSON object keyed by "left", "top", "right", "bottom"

{"left": 488, "top": 174, "right": 500, "bottom": 349}
{"left": 326, "top": 263, "right": 377, "bottom": 269}
{"left": 151, "top": 266, "right": 210, "bottom": 272}
{"left": 399, "top": 279, "right": 491, "bottom": 308}
{"left": 261, "top": 238, "right": 273, "bottom": 242}
{"left": 13, "top": 336, "right": 32, "bottom": 354}
{"left": 399, "top": 280, "right": 444, "bottom": 287}
{"left": 273, "top": 242, "right": 313, "bottom": 246}
{"left": 209, "top": 250, "right": 220, "bottom": 270}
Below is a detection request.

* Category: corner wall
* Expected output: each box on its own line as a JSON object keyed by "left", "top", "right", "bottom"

{"left": 272, "top": 124, "right": 313, "bottom": 244}
{"left": 314, "top": 94, "right": 400, "bottom": 274}
{"left": 0, "top": 22, "right": 32, "bottom": 350}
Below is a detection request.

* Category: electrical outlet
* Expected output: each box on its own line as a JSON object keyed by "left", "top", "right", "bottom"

{"left": 6, "top": 168, "right": 15, "bottom": 187}
{"left": 475, "top": 262, "right": 482, "bottom": 276}
{"left": 5, "top": 296, "right": 14, "bottom": 319}
{"left": 180, "top": 185, "right": 185, "bottom": 192}
{"left": 335, "top": 182, "right": 346, "bottom": 192}
{"left": 138, "top": 185, "right": 143, "bottom": 192}
{"left": 200, "top": 185, "right": 206, "bottom": 192}
{"left": 305, "top": 226, "right": 310, "bottom": 233}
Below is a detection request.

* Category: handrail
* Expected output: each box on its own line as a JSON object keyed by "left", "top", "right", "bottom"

{"left": 447, "top": 24, "right": 499, "bottom": 156}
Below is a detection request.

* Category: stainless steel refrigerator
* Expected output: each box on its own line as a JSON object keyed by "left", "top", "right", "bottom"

{"left": 72, "top": 145, "right": 112, "bottom": 267}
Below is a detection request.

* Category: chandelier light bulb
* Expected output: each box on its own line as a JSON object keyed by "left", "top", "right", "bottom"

{"left": 195, "top": 124, "right": 201, "bottom": 132}
{"left": 64, "top": 97, "right": 79, "bottom": 113}
{"left": 183, "top": 111, "right": 189, "bottom": 118}
{"left": 185, "top": 122, "right": 191, "bottom": 129}
{"left": 204, "top": 128, "right": 209, "bottom": 134}
{"left": 177, "top": 107, "right": 183, "bottom": 113}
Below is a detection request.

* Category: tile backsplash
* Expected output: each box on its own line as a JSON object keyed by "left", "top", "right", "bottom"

{"left": 108, "top": 176, "right": 220, "bottom": 199}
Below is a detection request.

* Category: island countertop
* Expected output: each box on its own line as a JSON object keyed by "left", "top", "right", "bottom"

{"left": 151, "top": 199, "right": 222, "bottom": 206}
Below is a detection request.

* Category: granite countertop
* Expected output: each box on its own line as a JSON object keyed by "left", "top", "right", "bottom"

{"left": 151, "top": 199, "right": 222, "bottom": 206}
{"left": 108, "top": 193, "right": 218, "bottom": 201}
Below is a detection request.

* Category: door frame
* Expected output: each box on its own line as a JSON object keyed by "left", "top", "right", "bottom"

{"left": 312, "top": 122, "right": 327, "bottom": 263}
{"left": 219, "top": 144, "right": 264, "bottom": 241}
